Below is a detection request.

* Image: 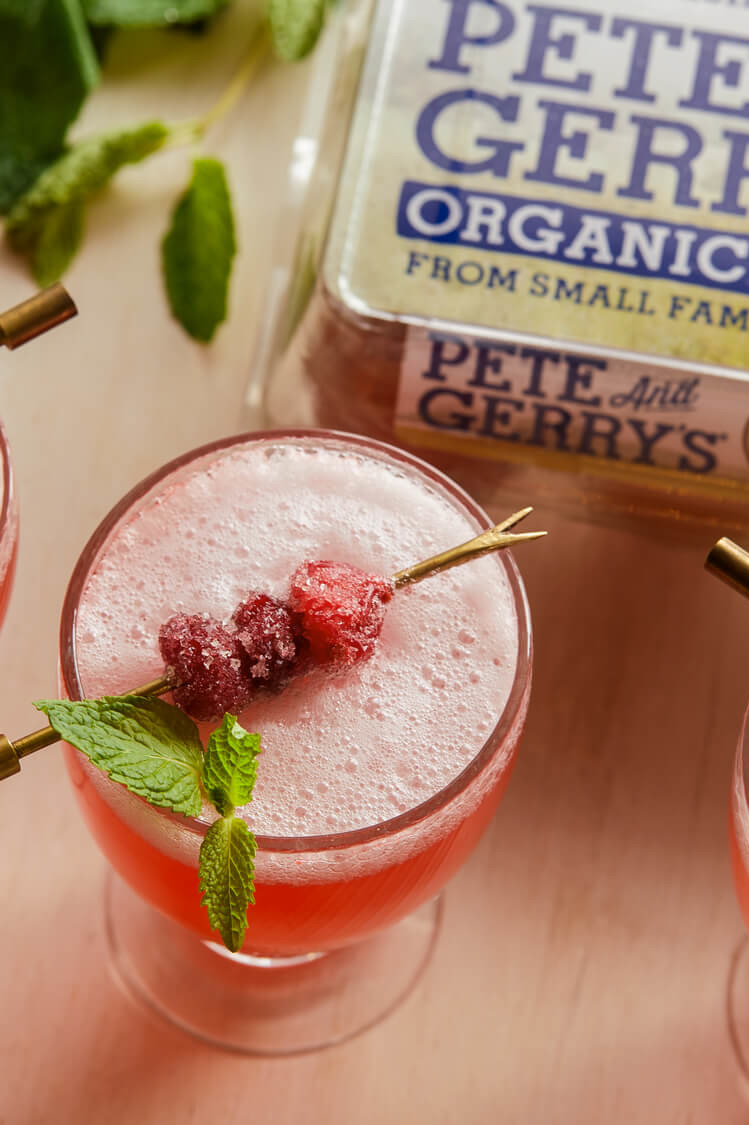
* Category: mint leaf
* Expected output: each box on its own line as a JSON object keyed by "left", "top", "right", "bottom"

{"left": 30, "top": 199, "right": 86, "bottom": 288}
{"left": 6, "top": 121, "right": 170, "bottom": 283}
{"left": 0, "top": 0, "right": 45, "bottom": 21}
{"left": 199, "top": 815, "right": 256, "bottom": 952}
{"left": 267, "top": 0, "right": 326, "bottom": 61}
{"left": 84, "top": 0, "right": 230, "bottom": 26}
{"left": 0, "top": 0, "right": 99, "bottom": 213}
{"left": 35, "top": 695, "right": 205, "bottom": 816}
{"left": 161, "top": 157, "right": 236, "bottom": 343}
{"left": 37, "top": 691, "right": 265, "bottom": 952}
{"left": 0, "top": 154, "right": 57, "bottom": 216}
{"left": 202, "top": 714, "right": 261, "bottom": 816}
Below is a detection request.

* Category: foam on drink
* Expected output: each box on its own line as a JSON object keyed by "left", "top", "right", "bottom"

{"left": 71, "top": 436, "right": 523, "bottom": 881}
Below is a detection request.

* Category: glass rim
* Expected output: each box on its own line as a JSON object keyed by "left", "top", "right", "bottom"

{"left": 0, "top": 421, "right": 14, "bottom": 549}
{"left": 736, "top": 702, "right": 749, "bottom": 815}
{"left": 59, "top": 427, "right": 533, "bottom": 855}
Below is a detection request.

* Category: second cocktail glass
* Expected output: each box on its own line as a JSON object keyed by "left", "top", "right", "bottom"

{"left": 59, "top": 429, "right": 533, "bottom": 1054}
{"left": 727, "top": 704, "right": 749, "bottom": 1091}
{"left": 0, "top": 422, "right": 18, "bottom": 630}
{"left": 0, "top": 284, "right": 78, "bottom": 632}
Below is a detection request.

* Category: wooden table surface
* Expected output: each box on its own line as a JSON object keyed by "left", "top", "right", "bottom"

{"left": 2, "top": 7, "right": 749, "bottom": 1122}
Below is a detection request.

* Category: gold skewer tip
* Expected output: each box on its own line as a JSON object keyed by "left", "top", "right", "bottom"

{"left": 393, "top": 506, "right": 547, "bottom": 589}
{"left": 0, "top": 284, "right": 77, "bottom": 350}
{"left": 0, "top": 674, "right": 174, "bottom": 781}
{"left": 705, "top": 536, "right": 749, "bottom": 599}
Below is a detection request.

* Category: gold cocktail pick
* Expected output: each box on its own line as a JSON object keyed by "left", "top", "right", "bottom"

{"left": 0, "top": 284, "right": 77, "bottom": 349}
{"left": 0, "top": 676, "right": 174, "bottom": 782}
{"left": 705, "top": 537, "right": 749, "bottom": 599}
{"left": 392, "top": 505, "right": 545, "bottom": 588}
{"left": 0, "top": 506, "right": 545, "bottom": 781}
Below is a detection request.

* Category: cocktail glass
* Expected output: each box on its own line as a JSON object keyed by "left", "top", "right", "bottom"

{"left": 59, "top": 429, "right": 532, "bottom": 1054}
{"left": 727, "top": 703, "right": 749, "bottom": 1090}
{"left": 0, "top": 421, "right": 18, "bottom": 629}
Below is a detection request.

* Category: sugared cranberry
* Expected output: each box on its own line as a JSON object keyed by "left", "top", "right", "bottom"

{"left": 232, "top": 592, "right": 299, "bottom": 692}
{"left": 288, "top": 560, "right": 394, "bottom": 671}
{"left": 158, "top": 613, "right": 250, "bottom": 722}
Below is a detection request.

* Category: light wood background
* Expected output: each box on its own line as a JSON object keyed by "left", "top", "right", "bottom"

{"left": 1, "top": 5, "right": 749, "bottom": 1121}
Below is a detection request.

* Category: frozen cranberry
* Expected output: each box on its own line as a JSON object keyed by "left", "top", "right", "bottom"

{"left": 158, "top": 613, "right": 250, "bottom": 722}
{"left": 232, "top": 592, "right": 299, "bottom": 692}
{"left": 288, "top": 560, "right": 394, "bottom": 671}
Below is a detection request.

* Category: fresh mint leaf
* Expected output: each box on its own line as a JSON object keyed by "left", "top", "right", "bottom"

{"left": 202, "top": 714, "right": 261, "bottom": 816}
{"left": 35, "top": 695, "right": 205, "bottom": 816}
{"left": 161, "top": 157, "right": 236, "bottom": 342}
{"left": 267, "top": 0, "right": 326, "bottom": 61}
{"left": 0, "top": 0, "right": 99, "bottom": 213}
{"left": 84, "top": 0, "right": 230, "bottom": 26}
{"left": 37, "top": 691, "right": 264, "bottom": 952}
{"left": 0, "top": 154, "right": 57, "bottom": 216}
{"left": 29, "top": 199, "right": 86, "bottom": 288}
{"left": 6, "top": 122, "right": 170, "bottom": 283}
{"left": 199, "top": 814, "right": 257, "bottom": 952}
{"left": 0, "top": 0, "right": 45, "bottom": 21}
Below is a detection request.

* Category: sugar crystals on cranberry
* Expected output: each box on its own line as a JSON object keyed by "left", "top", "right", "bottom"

{"left": 158, "top": 613, "right": 250, "bottom": 722}
{"left": 232, "top": 592, "right": 299, "bottom": 691}
{"left": 288, "top": 560, "right": 394, "bottom": 671}
{"left": 159, "top": 559, "right": 396, "bottom": 720}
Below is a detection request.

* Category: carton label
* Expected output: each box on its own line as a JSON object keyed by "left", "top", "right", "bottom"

{"left": 397, "top": 181, "right": 749, "bottom": 298}
{"left": 395, "top": 326, "right": 749, "bottom": 481}
{"left": 329, "top": 0, "right": 749, "bottom": 371}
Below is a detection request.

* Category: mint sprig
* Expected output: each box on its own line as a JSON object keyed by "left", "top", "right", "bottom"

{"left": 268, "top": 0, "right": 327, "bottom": 62}
{"left": 35, "top": 694, "right": 205, "bottom": 814}
{"left": 200, "top": 813, "right": 257, "bottom": 951}
{"left": 162, "top": 158, "right": 236, "bottom": 344}
{"left": 202, "top": 712, "right": 261, "bottom": 815}
{"left": 6, "top": 121, "right": 169, "bottom": 286}
{"left": 37, "top": 697, "right": 261, "bottom": 953}
{"left": 1, "top": 1, "right": 332, "bottom": 341}
{"left": 199, "top": 714, "right": 262, "bottom": 950}
{"left": 0, "top": 0, "right": 98, "bottom": 214}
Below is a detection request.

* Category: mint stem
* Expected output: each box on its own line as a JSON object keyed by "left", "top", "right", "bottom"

{"left": 167, "top": 25, "right": 272, "bottom": 150}
{"left": 196, "top": 27, "right": 272, "bottom": 136}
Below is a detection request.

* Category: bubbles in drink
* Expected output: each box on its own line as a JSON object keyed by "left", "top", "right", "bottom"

{"left": 76, "top": 437, "right": 519, "bottom": 839}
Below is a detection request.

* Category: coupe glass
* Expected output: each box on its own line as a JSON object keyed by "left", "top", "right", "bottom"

{"left": 59, "top": 429, "right": 532, "bottom": 1055}
{"left": 0, "top": 422, "right": 18, "bottom": 628}
{"left": 727, "top": 705, "right": 749, "bottom": 1090}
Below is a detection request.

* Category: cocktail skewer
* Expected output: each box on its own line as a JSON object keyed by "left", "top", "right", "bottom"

{"left": 0, "top": 284, "right": 77, "bottom": 349}
{"left": 392, "top": 506, "right": 544, "bottom": 588}
{"left": 705, "top": 537, "right": 749, "bottom": 599}
{"left": 0, "top": 675, "right": 173, "bottom": 780}
{"left": 0, "top": 506, "right": 545, "bottom": 781}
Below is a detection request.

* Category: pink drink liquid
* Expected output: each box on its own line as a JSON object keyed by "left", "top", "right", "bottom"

{"left": 0, "top": 424, "right": 18, "bottom": 628}
{"left": 62, "top": 433, "right": 530, "bottom": 955}
{"left": 731, "top": 723, "right": 749, "bottom": 933}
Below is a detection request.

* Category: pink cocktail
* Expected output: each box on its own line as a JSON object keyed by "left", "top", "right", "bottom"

{"left": 732, "top": 727, "right": 749, "bottom": 933}
{"left": 728, "top": 704, "right": 749, "bottom": 1088}
{"left": 0, "top": 422, "right": 18, "bottom": 628}
{"left": 60, "top": 430, "right": 532, "bottom": 1052}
